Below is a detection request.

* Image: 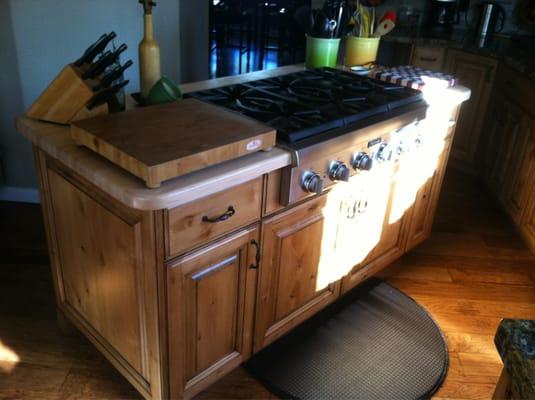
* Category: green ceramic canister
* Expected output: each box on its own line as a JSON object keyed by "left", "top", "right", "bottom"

{"left": 305, "top": 36, "right": 341, "bottom": 69}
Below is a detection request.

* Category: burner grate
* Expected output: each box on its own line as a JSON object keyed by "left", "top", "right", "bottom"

{"left": 188, "top": 68, "right": 424, "bottom": 144}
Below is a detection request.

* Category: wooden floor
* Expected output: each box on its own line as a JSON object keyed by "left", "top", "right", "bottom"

{"left": 1, "top": 169, "right": 534, "bottom": 399}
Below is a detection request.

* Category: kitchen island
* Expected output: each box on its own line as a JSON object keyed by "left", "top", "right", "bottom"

{"left": 17, "top": 65, "right": 469, "bottom": 400}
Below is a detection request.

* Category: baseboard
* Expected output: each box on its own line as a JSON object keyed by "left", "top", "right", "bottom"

{"left": 0, "top": 186, "right": 40, "bottom": 204}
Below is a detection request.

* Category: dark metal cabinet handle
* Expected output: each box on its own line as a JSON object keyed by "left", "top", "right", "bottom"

{"left": 249, "top": 240, "right": 260, "bottom": 269}
{"left": 420, "top": 56, "right": 437, "bottom": 62}
{"left": 202, "top": 206, "right": 235, "bottom": 223}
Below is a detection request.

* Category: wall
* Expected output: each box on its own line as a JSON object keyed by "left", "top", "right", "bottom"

{"left": 0, "top": 0, "right": 181, "bottom": 200}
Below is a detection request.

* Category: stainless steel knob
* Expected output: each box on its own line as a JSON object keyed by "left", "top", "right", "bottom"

{"left": 301, "top": 171, "right": 323, "bottom": 194}
{"left": 329, "top": 161, "right": 350, "bottom": 182}
{"left": 352, "top": 152, "right": 373, "bottom": 171}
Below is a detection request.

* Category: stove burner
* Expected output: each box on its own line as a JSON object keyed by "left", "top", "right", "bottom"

{"left": 188, "top": 68, "right": 424, "bottom": 144}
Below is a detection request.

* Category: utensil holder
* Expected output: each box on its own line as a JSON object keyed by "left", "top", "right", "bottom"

{"left": 26, "top": 64, "right": 108, "bottom": 125}
{"left": 344, "top": 36, "right": 380, "bottom": 67}
{"left": 305, "top": 36, "right": 341, "bottom": 69}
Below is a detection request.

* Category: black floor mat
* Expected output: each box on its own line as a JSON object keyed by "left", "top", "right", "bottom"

{"left": 246, "top": 279, "right": 448, "bottom": 400}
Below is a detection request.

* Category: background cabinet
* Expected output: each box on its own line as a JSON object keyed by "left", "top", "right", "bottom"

{"left": 411, "top": 46, "right": 446, "bottom": 71}
{"left": 444, "top": 50, "right": 497, "bottom": 169}
{"left": 167, "top": 226, "right": 259, "bottom": 398}
{"left": 254, "top": 194, "right": 341, "bottom": 351}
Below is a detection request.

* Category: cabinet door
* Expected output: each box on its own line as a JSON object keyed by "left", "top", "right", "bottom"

{"left": 167, "top": 226, "right": 259, "bottom": 399}
{"left": 479, "top": 96, "right": 508, "bottom": 181}
{"left": 444, "top": 50, "right": 496, "bottom": 167}
{"left": 502, "top": 116, "right": 535, "bottom": 223}
{"left": 521, "top": 186, "right": 535, "bottom": 254}
{"left": 488, "top": 105, "right": 522, "bottom": 196}
{"left": 338, "top": 164, "right": 406, "bottom": 293}
{"left": 254, "top": 194, "right": 340, "bottom": 351}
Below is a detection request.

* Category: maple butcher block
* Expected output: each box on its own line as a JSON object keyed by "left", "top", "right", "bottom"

{"left": 17, "top": 65, "right": 470, "bottom": 399}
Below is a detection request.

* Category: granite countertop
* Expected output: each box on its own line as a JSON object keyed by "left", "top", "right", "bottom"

{"left": 495, "top": 319, "right": 535, "bottom": 399}
{"left": 383, "top": 31, "right": 535, "bottom": 81}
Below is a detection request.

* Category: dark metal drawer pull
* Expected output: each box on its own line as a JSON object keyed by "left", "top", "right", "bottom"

{"left": 249, "top": 240, "right": 260, "bottom": 269}
{"left": 420, "top": 56, "right": 437, "bottom": 62}
{"left": 191, "top": 255, "right": 238, "bottom": 281}
{"left": 202, "top": 206, "right": 235, "bottom": 223}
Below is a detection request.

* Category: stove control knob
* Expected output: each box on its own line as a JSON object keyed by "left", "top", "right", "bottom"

{"left": 329, "top": 161, "right": 350, "bottom": 182}
{"left": 352, "top": 152, "right": 373, "bottom": 171}
{"left": 301, "top": 171, "right": 324, "bottom": 194}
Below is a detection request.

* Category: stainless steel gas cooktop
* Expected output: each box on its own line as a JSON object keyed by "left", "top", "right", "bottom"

{"left": 187, "top": 67, "right": 425, "bottom": 145}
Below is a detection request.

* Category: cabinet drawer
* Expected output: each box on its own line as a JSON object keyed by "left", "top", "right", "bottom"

{"left": 166, "top": 178, "right": 262, "bottom": 257}
{"left": 411, "top": 46, "right": 445, "bottom": 71}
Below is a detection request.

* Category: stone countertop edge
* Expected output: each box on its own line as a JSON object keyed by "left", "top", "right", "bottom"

{"left": 18, "top": 66, "right": 469, "bottom": 211}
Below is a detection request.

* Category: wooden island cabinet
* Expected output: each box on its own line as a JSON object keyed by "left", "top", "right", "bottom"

{"left": 19, "top": 69, "right": 468, "bottom": 399}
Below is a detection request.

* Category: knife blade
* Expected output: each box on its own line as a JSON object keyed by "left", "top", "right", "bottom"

{"left": 87, "top": 80, "right": 129, "bottom": 110}
{"left": 95, "top": 60, "right": 133, "bottom": 91}
{"left": 74, "top": 31, "right": 117, "bottom": 67}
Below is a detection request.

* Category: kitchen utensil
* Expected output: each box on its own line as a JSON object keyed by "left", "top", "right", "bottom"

{"left": 334, "top": 2, "right": 344, "bottom": 37}
{"left": 95, "top": 60, "right": 133, "bottom": 91}
{"left": 146, "top": 76, "right": 182, "bottom": 105}
{"left": 475, "top": 2, "right": 506, "bottom": 38}
{"left": 87, "top": 80, "right": 129, "bottom": 110}
{"left": 73, "top": 32, "right": 117, "bottom": 67}
{"left": 359, "top": 4, "right": 371, "bottom": 37}
{"left": 373, "top": 11, "right": 396, "bottom": 37}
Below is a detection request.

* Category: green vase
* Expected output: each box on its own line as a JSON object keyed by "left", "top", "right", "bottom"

{"left": 305, "top": 36, "right": 341, "bottom": 69}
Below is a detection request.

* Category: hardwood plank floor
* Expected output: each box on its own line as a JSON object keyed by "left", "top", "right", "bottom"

{"left": 0, "top": 169, "right": 533, "bottom": 399}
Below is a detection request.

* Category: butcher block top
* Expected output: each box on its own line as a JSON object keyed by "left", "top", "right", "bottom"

{"left": 71, "top": 98, "right": 276, "bottom": 188}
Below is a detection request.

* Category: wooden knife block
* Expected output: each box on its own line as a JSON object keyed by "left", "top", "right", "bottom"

{"left": 26, "top": 64, "right": 108, "bottom": 125}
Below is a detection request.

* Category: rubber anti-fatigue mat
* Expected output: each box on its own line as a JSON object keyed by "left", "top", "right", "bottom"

{"left": 246, "top": 279, "right": 448, "bottom": 400}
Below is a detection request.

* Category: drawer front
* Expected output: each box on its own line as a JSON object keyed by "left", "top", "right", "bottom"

{"left": 411, "top": 46, "right": 446, "bottom": 71}
{"left": 166, "top": 178, "right": 262, "bottom": 257}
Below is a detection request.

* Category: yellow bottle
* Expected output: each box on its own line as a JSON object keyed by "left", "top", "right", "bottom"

{"left": 139, "top": 2, "right": 161, "bottom": 99}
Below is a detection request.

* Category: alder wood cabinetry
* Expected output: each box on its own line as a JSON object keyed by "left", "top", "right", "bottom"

{"left": 34, "top": 151, "right": 164, "bottom": 400}
{"left": 254, "top": 194, "right": 341, "bottom": 351}
{"left": 338, "top": 163, "right": 408, "bottom": 293}
{"left": 479, "top": 63, "right": 535, "bottom": 253}
{"left": 26, "top": 81, "right": 466, "bottom": 398}
{"left": 444, "top": 50, "right": 497, "bottom": 169}
{"left": 411, "top": 46, "right": 446, "bottom": 71}
{"left": 167, "top": 226, "right": 259, "bottom": 399}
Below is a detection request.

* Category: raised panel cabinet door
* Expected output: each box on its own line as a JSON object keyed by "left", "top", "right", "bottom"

{"left": 338, "top": 164, "right": 406, "bottom": 293}
{"left": 46, "top": 166, "right": 152, "bottom": 388}
{"left": 405, "top": 135, "right": 454, "bottom": 251}
{"left": 521, "top": 185, "right": 535, "bottom": 254}
{"left": 488, "top": 105, "right": 522, "bottom": 197}
{"left": 254, "top": 194, "right": 341, "bottom": 351}
{"left": 444, "top": 50, "right": 496, "bottom": 166}
{"left": 503, "top": 115, "right": 535, "bottom": 223}
{"left": 167, "top": 226, "right": 259, "bottom": 399}
{"left": 479, "top": 96, "right": 507, "bottom": 181}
